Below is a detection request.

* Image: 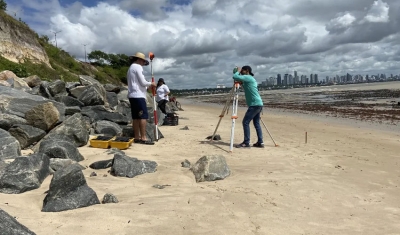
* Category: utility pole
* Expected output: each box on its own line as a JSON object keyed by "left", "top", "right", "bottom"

{"left": 51, "top": 30, "right": 62, "bottom": 48}
{"left": 82, "top": 44, "right": 88, "bottom": 63}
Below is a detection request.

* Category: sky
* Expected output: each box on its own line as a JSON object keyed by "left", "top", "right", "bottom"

{"left": 5, "top": 0, "right": 400, "bottom": 89}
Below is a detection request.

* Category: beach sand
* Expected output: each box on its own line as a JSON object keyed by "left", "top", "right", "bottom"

{"left": 1, "top": 100, "right": 400, "bottom": 235}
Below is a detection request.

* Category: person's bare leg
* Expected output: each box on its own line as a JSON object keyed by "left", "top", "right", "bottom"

{"left": 139, "top": 119, "right": 147, "bottom": 141}
{"left": 132, "top": 120, "right": 140, "bottom": 140}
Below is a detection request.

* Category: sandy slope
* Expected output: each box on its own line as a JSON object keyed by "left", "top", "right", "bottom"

{"left": 1, "top": 100, "right": 400, "bottom": 235}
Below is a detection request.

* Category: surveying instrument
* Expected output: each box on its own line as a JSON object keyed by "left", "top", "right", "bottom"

{"left": 209, "top": 69, "right": 279, "bottom": 152}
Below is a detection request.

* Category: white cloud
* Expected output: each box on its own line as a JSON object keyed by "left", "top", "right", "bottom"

{"left": 6, "top": 0, "right": 400, "bottom": 89}
{"left": 364, "top": 0, "right": 390, "bottom": 23}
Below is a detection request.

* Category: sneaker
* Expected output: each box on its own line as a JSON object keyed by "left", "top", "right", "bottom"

{"left": 253, "top": 142, "right": 264, "bottom": 148}
{"left": 235, "top": 142, "right": 251, "bottom": 148}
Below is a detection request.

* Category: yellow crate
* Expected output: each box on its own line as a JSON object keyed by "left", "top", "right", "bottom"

{"left": 89, "top": 136, "right": 115, "bottom": 149}
{"left": 109, "top": 139, "right": 133, "bottom": 150}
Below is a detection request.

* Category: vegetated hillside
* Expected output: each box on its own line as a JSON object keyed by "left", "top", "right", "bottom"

{"left": 0, "top": 10, "right": 125, "bottom": 85}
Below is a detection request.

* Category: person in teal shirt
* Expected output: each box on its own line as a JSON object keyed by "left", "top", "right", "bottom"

{"left": 232, "top": 65, "right": 264, "bottom": 148}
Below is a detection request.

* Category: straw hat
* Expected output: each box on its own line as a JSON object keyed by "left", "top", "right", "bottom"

{"left": 131, "top": 52, "right": 149, "bottom": 66}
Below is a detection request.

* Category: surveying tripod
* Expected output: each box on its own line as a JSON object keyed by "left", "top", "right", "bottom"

{"left": 210, "top": 82, "right": 279, "bottom": 152}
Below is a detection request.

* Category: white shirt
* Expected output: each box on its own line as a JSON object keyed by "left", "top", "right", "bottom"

{"left": 127, "top": 63, "right": 151, "bottom": 99}
{"left": 156, "top": 84, "right": 170, "bottom": 102}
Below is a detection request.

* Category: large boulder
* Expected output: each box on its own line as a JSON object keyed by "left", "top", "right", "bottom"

{"left": 55, "top": 96, "right": 84, "bottom": 107}
{"left": 81, "top": 105, "right": 129, "bottom": 125}
{"left": 77, "top": 84, "right": 107, "bottom": 106}
{"left": 47, "top": 79, "right": 67, "bottom": 97}
{"left": 33, "top": 113, "right": 89, "bottom": 151}
{"left": 94, "top": 120, "right": 122, "bottom": 136}
{"left": 23, "top": 75, "right": 42, "bottom": 88}
{"left": 89, "top": 159, "right": 113, "bottom": 169}
{"left": 0, "top": 86, "right": 65, "bottom": 120}
{"left": 79, "top": 75, "right": 100, "bottom": 86}
{"left": 38, "top": 138, "right": 84, "bottom": 162}
{"left": 8, "top": 124, "right": 46, "bottom": 149}
{"left": 42, "top": 164, "right": 100, "bottom": 212}
{"left": 0, "top": 70, "right": 18, "bottom": 81}
{"left": 0, "top": 113, "right": 28, "bottom": 131}
{"left": 110, "top": 153, "right": 157, "bottom": 178}
{"left": 0, "top": 208, "right": 37, "bottom": 235}
{"left": 104, "top": 84, "right": 121, "bottom": 93}
{"left": 69, "top": 86, "right": 86, "bottom": 98}
{"left": 0, "top": 129, "right": 21, "bottom": 161}
{"left": 117, "top": 90, "right": 128, "bottom": 102}
{"left": 190, "top": 155, "right": 231, "bottom": 183}
{"left": 25, "top": 102, "right": 60, "bottom": 131}
{"left": 11, "top": 77, "right": 31, "bottom": 90}
{"left": 106, "top": 91, "right": 119, "bottom": 109}
{"left": 0, "top": 154, "right": 50, "bottom": 194}
{"left": 38, "top": 81, "right": 52, "bottom": 99}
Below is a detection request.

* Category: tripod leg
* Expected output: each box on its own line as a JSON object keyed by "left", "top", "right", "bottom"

{"left": 210, "top": 86, "right": 235, "bottom": 141}
{"left": 260, "top": 118, "right": 279, "bottom": 147}
{"left": 229, "top": 83, "right": 240, "bottom": 152}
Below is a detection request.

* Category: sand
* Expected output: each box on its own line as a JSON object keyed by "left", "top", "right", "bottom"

{"left": 1, "top": 100, "right": 400, "bottom": 235}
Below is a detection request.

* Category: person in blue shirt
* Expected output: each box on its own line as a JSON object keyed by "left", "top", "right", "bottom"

{"left": 232, "top": 65, "right": 264, "bottom": 148}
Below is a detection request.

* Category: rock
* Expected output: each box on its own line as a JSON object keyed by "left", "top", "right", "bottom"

{"left": 77, "top": 84, "right": 106, "bottom": 106}
{"left": 90, "top": 172, "right": 97, "bottom": 177}
{"left": 181, "top": 159, "right": 191, "bottom": 168}
{"left": 0, "top": 154, "right": 50, "bottom": 194}
{"left": 81, "top": 105, "right": 129, "bottom": 125}
{"left": 49, "top": 158, "right": 75, "bottom": 172}
{"left": 0, "top": 80, "right": 11, "bottom": 87}
{"left": 35, "top": 113, "right": 89, "bottom": 150}
{"left": 38, "top": 81, "right": 52, "bottom": 99}
{"left": 94, "top": 120, "right": 122, "bottom": 136}
{"left": 65, "top": 106, "right": 81, "bottom": 115}
{"left": 104, "top": 84, "right": 121, "bottom": 93}
{"left": 117, "top": 90, "right": 128, "bottom": 102}
{"left": 206, "top": 134, "right": 222, "bottom": 141}
{"left": 106, "top": 91, "right": 118, "bottom": 109}
{"left": 69, "top": 86, "right": 86, "bottom": 98}
{"left": 55, "top": 96, "right": 84, "bottom": 107}
{"left": 79, "top": 75, "right": 100, "bottom": 86}
{"left": 25, "top": 102, "right": 60, "bottom": 131}
{"left": 65, "top": 82, "right": 80, "bottom": 91}
{"left": 0, "top": 70, "right": 18, "bottom": 81}
{"left": 8, "top": 124, "right": 46, "bottom": 149}
{"left": 180, "top": 126, "right": 189, "bottom": 130}
{"left": 47, "top": 80, "right": 66, "bottom": 97}
{"left": 0, "top": 161, "right": 8, "bottom": 172}
{"left": 11, "top": 77, "right": 31, "bottom": 90}
{"left": 38, "top": 138, "right": 84, "bottom": 162}
{"left": 0, "top": 113, "right": 28, "bottom": 131}
{"left": 0, "top": 86, "right": 65, "bottom": 120}
{"left": 89, "top": 159, "right": 113, "bottom": 169}
{"left": 102, "top": 193, "right": 119, "bottom": 203}
{"left": 117, "top": 101, "right": 131, "bottom": 117}
{"left": 0, "top": 129, "right": 21, "bottom": 161}
{"left": 0, "top": 208, "right": 37, "bottom": 235}
{"left": 190, "top": 155, "right": 231, "bottom": 183}
{"left": 23, "top": 75, "right": 42, "bottom": 88}
{"left": 110, "top": 153, "right": 157, "bottom": 178}
{"left": 42, "top": 164, "right": 100, "bottom": 212}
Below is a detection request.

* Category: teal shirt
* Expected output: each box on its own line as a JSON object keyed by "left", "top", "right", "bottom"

{"left": 232, "top": 72, "right": 263, "bottom": 107}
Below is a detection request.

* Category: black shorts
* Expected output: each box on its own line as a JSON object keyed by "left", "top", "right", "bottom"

{"left": 129, "top": 98, "right": 148, "bottom": 119}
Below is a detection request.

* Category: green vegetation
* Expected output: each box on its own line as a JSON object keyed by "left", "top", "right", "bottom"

{"left": 0, "top": 0, "right": 6, "bottom": 11}
{"left": 0, "top": 10, "right": 129, "bottom": 85}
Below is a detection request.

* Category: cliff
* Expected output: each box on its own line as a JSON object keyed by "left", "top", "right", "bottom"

{"left": 0, "top": 11, "right": 51, "bottom": 67}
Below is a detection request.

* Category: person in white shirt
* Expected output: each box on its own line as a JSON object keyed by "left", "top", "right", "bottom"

{"left": 156, "top": 78, "right": 170, "bottom": 115}
{"left": 127, "top": 52, "right": 156, "bottom": 145}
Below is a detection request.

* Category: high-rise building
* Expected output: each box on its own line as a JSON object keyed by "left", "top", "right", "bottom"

{"left": 277, "top": 74, "right": 281, "bottom": 85}
{"left": 315, "top": 74, "right": 318, "bottom": 84}
{"left": 284, "top": 74, "right": 288, "bottom": 86}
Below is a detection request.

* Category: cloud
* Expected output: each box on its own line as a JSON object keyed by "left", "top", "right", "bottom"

{"left": 5, "top": 0, "right": 400, "bottom": 89}
{"left": 364, "top": 0, "right": 390, "bottom": 23}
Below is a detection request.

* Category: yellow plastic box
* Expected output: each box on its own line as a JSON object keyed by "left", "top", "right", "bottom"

{"left": 109, "top": 138, "right": 134, "bottom": 150}
{"left": 89, "top": 136, "right": 114, "bottom": 149}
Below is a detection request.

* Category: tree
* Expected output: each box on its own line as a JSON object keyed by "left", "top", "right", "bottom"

{"left": 0, "top": 0, "right": 7, "bottom": 11}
